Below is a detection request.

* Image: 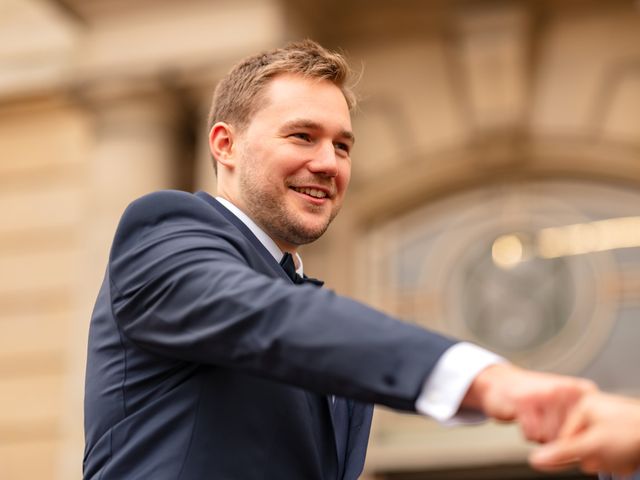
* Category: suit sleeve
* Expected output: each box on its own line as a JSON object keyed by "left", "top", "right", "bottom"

{"left": 108, "top": 190, "right": 457, "bottom": 411}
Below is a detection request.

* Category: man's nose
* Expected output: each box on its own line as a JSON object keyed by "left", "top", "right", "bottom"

{"left": 307, "top": 141, "right": 338, "bottom": 177}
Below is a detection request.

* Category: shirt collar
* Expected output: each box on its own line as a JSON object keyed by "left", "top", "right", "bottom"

{"left": 215, "top": 197, "right": 304, "bottom": 276}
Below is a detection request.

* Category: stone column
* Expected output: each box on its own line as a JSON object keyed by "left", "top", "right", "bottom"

{"left": 59, "top": 81, "right": 185, "bottom": 479}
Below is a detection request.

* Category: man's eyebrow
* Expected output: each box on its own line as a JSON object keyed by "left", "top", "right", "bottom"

{"left": 339, "top": 129, "right": 355, "bottom": 145}
{"left": 281, "top": 119, "right": 355, "bottom": 144}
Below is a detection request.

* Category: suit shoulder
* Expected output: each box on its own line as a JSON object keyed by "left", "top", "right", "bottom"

{"left": 123, "top": 190, "right": 211, "bottom": 220}
{"left": 117, "top": 190, "right": 228, "bottom": 230}
{"left": 108, "top": 190, "right": 251, "bottom": 291}
{"left": 113, "top": 190, "right": 224, "bottom": 248}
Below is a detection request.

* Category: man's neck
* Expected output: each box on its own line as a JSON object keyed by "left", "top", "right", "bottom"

{"left": 214, "top": 195, "right": 303, "bottom": 273}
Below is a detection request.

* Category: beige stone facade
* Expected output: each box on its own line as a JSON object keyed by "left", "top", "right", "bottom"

{"left": 2, "top": 0, "right": 640, "bottom": 478}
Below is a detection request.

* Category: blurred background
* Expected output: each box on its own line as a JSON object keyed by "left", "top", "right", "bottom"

{"left": 2, "top": 0, "right": 640, "bottom": 478}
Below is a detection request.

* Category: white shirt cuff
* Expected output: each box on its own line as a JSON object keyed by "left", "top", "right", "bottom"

{"left": 415, "top": 342, "right": 506, "bottom": 425}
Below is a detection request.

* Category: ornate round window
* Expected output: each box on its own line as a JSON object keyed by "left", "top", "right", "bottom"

{"left": 365, "top": 179, "right": 640, "bottom": 384}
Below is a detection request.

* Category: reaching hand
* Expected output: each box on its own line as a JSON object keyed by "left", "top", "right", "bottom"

{"left": 529, "top": 391, "right": 640, "bottom": 476}
{"left": 462, "top": 363, "right": 597, "bottom": 443}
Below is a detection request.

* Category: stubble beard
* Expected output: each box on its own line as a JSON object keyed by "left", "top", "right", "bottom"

{"left": 238, "top": 166, "right": 340, "bottom": 247}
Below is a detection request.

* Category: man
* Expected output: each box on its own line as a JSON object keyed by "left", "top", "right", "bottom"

{"left": 530, "top": 391, "right": 640, "bottom": 477}
{"left": 83, "top": 39, "right": 595, "bottom": 479}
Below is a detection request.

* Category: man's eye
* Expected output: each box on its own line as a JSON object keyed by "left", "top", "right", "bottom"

{"left": 335, "top": 142, "right": 350, "bottom": 154}
{"left": 291, "top": 133, "right": 311, "bottom": 142}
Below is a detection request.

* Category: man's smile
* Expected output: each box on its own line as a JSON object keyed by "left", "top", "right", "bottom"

{"left": 289, "top": 186, "right": 329, "bottom": 199}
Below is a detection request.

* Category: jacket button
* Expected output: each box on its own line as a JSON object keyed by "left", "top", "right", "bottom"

{"left": 383, "top": 374, "right": 395, "bottom": 386}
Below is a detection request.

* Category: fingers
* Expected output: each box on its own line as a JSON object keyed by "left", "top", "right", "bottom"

{"left": 517, "top": 406, "right": 547, "bottom": 443}
{"left": 557, "top": 397, "right": 589, "bottom": 439}
{"left": 518, "top": 408, "right": 539, "bottom": 442}
{"left": 541, "top": 386, "right": 589, "bottom": 442}
{"left": 529, "top": 435, "right": 592, "bottom": 472}
{"left": 539, "top": 406, "right": 562, "bottom": 443}
{"left": 514, "top": 375, "right": 594, "bottom": 443}
{"left": 529, "top": 431, "right": 638, "bottom": 475}
{"left": 520, "top": 404, "right": 566, "bottom": 444}
{"left": 529, "top": 394, "right": 640, "bottom": 476}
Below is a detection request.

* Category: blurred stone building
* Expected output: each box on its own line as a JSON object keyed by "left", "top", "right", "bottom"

{"left": 2, "top": 0, "right": 640, "bottom": 478}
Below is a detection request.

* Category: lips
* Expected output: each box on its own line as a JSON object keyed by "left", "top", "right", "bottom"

{"left": 290, "top": 186, "right": 328, "bottom": 199}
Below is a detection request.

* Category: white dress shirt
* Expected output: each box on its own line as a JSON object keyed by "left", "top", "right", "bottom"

{"left": 215, "top": 196, "right": 503, "bottom": 423}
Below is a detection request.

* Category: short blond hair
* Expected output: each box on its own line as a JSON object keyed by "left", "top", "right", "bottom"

{"left": 208, "top": 39, "right": 355, "bottom": 138}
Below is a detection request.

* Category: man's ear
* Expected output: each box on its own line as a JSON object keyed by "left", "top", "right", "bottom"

{"left": 209, "top": 122, "right": 237, "bottom": 170}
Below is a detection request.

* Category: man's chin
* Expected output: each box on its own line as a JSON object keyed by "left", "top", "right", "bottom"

{"left": 290, "top": 227, "right": 328, "bottom": 245}
{"left": 285, "top": 220, "right": 331, "bottom": 245}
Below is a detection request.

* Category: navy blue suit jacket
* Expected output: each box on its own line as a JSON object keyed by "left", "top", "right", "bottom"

{"left": 83, "top": 190, "right": 456, "bottom": 479}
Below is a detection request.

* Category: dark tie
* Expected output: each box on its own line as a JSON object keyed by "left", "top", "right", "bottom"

{"left": 278, "top": 252, "right": 350, "bottom": 479}
{"left": 278, "top": 252, "right": 324, "bottom": 286}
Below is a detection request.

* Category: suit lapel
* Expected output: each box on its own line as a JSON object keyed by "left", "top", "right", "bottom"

{"left": 194, "top": 191, "right": 290, "bottom": 282}
{"left": 331, "top": 396, "right": 349, "bottom": 479}
{"left": 343, "top": 402, "right": 374, "bottom": 480}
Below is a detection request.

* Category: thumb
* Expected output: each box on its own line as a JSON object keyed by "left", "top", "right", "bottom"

{"left": 529, "top": 437, "right": 589, "bottom": 471}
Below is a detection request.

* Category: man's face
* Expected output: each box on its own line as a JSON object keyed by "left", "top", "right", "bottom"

{"left": 232, "top": 73, "right": 353, "bottom": 251}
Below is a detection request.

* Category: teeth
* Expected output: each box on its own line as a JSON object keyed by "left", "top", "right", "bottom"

{"left": 292, "top": 187, "right": 327, "bottom": 199}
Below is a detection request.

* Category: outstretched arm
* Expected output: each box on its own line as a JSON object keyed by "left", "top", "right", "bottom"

{"left": 529, "top": 391, "right": 640, "bottom": 476}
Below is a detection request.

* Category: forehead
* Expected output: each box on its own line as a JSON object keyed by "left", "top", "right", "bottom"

{"left": 251, "top": 74, "right": 352, "bottom": 129}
